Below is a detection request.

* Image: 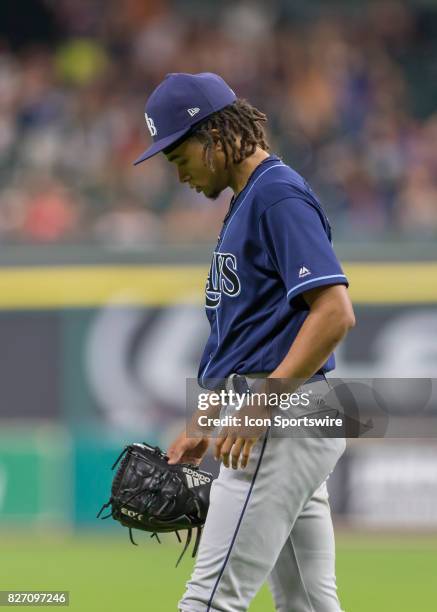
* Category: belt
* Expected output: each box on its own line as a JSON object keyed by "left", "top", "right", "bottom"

{"left": 226, "top": 372, "right": 326, "bottom": 394}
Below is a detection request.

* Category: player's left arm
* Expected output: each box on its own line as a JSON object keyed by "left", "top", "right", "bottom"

{"left": 270, "top": 283, "right": 355, "bottom": 382}
{"left": 215, "top": 283, "right": 355, "bottom": 469}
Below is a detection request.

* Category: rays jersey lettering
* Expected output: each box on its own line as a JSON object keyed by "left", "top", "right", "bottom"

{"left": 206, "top": 252, "right": 241, "bottom": 308}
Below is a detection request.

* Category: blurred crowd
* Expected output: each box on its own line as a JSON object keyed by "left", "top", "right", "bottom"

{"left": 0, "top": 0, "right": 436, "bottom": 247}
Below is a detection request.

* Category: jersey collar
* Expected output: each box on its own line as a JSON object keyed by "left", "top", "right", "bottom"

{"left": 223, "top": 154, "right": 281, "bottom": 224}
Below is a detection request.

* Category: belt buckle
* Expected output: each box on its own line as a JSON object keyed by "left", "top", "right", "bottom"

{"left": 228, "top": 373, "right": 250, "bottom": 394}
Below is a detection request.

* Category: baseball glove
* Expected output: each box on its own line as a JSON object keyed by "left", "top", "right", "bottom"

{"left": 97, "top": 442, "right": 213, "bottom": 566}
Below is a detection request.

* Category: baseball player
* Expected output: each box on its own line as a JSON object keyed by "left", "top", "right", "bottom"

{"left": 134, "top": 72, "right": 355, "bottom": 612}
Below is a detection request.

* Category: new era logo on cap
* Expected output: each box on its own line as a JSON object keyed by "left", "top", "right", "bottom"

{"left": 187, "top": 107, "right": 200, "bottom": 117}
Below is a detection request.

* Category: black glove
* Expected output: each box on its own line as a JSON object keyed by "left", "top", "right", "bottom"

{"left": 97, "top": 442, "right": 213, "bottom": 565}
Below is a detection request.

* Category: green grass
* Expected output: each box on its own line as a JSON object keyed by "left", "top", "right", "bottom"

{"left": 0, "top": 532, "right": 436, "bottom": 611}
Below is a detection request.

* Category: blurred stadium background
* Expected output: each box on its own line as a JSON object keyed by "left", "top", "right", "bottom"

{"left": 0, "top": 1, "right": 436, "bottom": 610}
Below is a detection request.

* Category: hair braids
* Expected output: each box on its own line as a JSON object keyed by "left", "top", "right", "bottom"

{"left": 192, "top": 99, "right": 270, "bottom": 169}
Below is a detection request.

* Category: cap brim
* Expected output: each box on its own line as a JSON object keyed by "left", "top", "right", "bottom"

{"left": 133, "top": 126, "right": 192, "bottom": 165}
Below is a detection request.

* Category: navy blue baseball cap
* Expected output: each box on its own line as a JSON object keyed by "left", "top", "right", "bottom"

{"left": 133, "top": 72, "right": 237, "bottom": 165}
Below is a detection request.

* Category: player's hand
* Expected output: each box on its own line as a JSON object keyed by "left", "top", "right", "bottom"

{"left": 214, "top": 388, "right": 270, "bottom": 469}
{"left": 214, "top": 433, "right": 259, "bottom": 469}
{"left": 167, "top": 430, "right": 210, "bottom": 465}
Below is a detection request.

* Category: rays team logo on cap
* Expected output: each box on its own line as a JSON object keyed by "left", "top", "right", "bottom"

{"left": 144, "top": 113, "right": 157, "bottom": 137}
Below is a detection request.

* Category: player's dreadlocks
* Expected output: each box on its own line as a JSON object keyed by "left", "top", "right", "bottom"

{"left": 192, "top": 99, "right": 270, "bottom": 169}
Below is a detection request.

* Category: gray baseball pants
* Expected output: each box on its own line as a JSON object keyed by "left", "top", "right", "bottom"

{"left": 179, "top": 379, "right": 346, "bottom": 612}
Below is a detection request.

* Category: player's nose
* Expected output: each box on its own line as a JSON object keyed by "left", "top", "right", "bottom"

{"left": 178, "top": 167, "right": 190, "bottom": 184}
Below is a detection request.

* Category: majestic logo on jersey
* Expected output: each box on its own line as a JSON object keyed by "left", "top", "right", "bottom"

{"left": 298, "top": 265, "right": 311, "bottom": 278}
{"left": 144, "top": 113, "right": 157, "bottom": 136}
{"left": 206, "top": 252, "right": 241, "bottom": 308}
{"left": 187, "top": 107, "right": 200, "bottom": 117}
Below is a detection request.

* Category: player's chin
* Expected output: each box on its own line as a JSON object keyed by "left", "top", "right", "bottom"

{"left": 204, "top": 187, "right": 222, "bottom": 200}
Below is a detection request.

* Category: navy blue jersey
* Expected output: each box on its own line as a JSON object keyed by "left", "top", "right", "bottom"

{"left": 198, "top": 155, "right": 348, "bottom": 389}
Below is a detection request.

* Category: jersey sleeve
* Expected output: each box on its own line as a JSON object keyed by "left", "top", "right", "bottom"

{"left": 258, "top": 197, "right": 348, "bottom": 303}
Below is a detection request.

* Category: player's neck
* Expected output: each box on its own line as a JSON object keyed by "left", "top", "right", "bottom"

{"left": 228, "top": 148, "right": 270, "bottom": 196}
